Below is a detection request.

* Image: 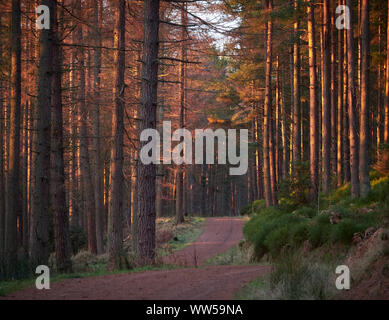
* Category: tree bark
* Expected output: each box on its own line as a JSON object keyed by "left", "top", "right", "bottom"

{"left": 330, "top": 0, "right": 337, "bottom": 176}
{"left": 308, "top": 0, "right": 318, "bottom": 201}
{"left": 346, "top": 0, "right": 360, "bottom": 198}
{"left": 0, "top": 16, "right": 5, "bottom": 264}
{"left": 51, "top": 1, "right": 72, "bottom": 272}
{"left": 92, "top": 0, "right": 104, "bottom": 255}
{"left": 384, "top": 0, "right": 389, "bottom": 143}
{"left": 108, "top": 0, "right": 126, "bottom": 270}
{"left": 343, "top": 23, "right": 351, "bottom": 183}
{"left": 8, "top": 3, "right": 22, "bottom": 262}
{"left": 137, "top": 0, "right": 160, "bottom": 264}
{"left": 292, "top": 0, "right": 301, "bottom": 164}
{"left": 321, "top": 0, "right": 331, "bottom": 193}
{"left": 377, "top": 23, "right": 383, "bottom": 150}
{"left": 77, "top": 3, "right": 97, "bottom": 254}
{"left": 337, "top": 20, "right": 343, "bottom": 186}
{"left": 31, "top": 0, "right": 53, "bottom": 268}
{"left": 359, "top": 0, "right": 370, "bottom": 197}
{"left": 263, "top": 0, "right": 274, "bottom": 207}
{"left": 69, "top": 26, "right": 79, "bottom": 228}
{"left": 176, "top": 4, "right": 187, "bottom": 224}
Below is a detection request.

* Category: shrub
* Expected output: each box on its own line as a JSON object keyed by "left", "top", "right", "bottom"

{"left": 269, "top": 250, "right": 335, "bottom": 300}
{"left": 366, "top": 176, "right": 389, "bottom": 204}
{"left": 264, "top": 226, "right": 290, "bottom": 258}
{"left": 243, "top": 207, "right": 283, "bottom": 242}
{"left": 240, "top": 200, "right": 267, "bottom": 216}
{"left": 328, "top": 183, "right": 350, "bottom": 203}
{"left": 293, "top": 206, "right": 317, "bottom": 218}
{"left": 330, "top": 218, "right": 362, "bottom": 245}
{"left": 240, "top": 204, "right": 252, "bottom": 216}
{"left": 252, "top": 199, "right": 266, "bottom": 213}
{"left": 308, "top": 214, "right": 332, "bottom": 248}
{"left": 244, "top": 207, "right": 310, "bottom": 258}
{"left": 289, "top": 222, "right": 310, "bottom": 246}
{"left": 71, "top": 250, "right": 108, "bottom": 273}
{"left": 369, "top": 170, "right": 383, "bottom": 181}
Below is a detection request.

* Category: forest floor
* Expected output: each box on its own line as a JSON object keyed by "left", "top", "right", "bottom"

{"left": 2, "top": 217, "right": 270, "bottom": 300}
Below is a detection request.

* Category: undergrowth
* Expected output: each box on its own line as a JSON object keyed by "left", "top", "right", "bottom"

{"left": 240, "top": 172, "right": 389, "bottom": 300}
{"left": 243, "top": 174, "right": 388, "bottom": 260}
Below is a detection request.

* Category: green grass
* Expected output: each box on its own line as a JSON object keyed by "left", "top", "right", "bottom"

{"left": 236, "top": 250, "right": 337, "bottom": 300}
{"left": 204, "top": 242, "right": 265, "bottom": 266}
{"left": 157, "top": 216, "right": 205, "bottom": 256}
{"left": 236, "top": 275, "right": 268, "bottom": 299}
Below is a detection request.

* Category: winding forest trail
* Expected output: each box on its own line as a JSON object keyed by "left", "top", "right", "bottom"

{"left": 5, "top": 217, "right": 270, "bottom": 300}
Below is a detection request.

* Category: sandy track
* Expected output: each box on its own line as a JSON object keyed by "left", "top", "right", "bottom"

{"left": 4, "top": 217, "right": 269, "bottom": 300}
{"left": 4, "top": 265, "right": 270, "bottom": 300}
{"left": 163, "top": 217, "right": 245, "bottom": 266}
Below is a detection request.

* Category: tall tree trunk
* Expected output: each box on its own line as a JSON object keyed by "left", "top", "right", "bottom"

{"left": 343, "top": 18, "right": 351, "bottom": 182}
{"left": 377, "top": 23, "right": 383, "bottom": 150}
{"left": 337, "top": 19, "right": 343, "bottom": 186}
{"left": 308, "top": 0, "right": 318, "bottom": 201}
{"left": 321, "top": 0, "right": 331, "bottom": 193}
{"left": 22, "top": 102, "right": 28, "bottom": 251}
{"left": 77, "top": 3, "right": 97, "bottom": 254}
{"left": 275, "top": 56, "right": 281, "bottom": 185}
{"left": 330, "top": 0, "right": 337, "bottom": 175}
{"left": 346, "top": 0, "right": 360, "bottom": 198}
{"left": 131, "top": 46, "right": 141, "bottom": 252}
{"left": 51, "top": 2, "right": 72, "bottom": 272}
{"left": 176, "top": 4, "right": 187, "bottom": 224}
{"left": 108, "top": 0, "right": 126, "bottom": 270}
{"left": 281, "top": 65, "right": 290, "bottom": 180}
{"left": 31, "top": 0, "right": 53, "bottom": 267}
{"left": 92, "top": 0, "right": 104, "bottom": 255}
{"left": 137, "top": 0, "right": 160, "bottom": 264}
{"left": 0, "top": 16, "right": 5, "bottom": 268}
{"left": 263, "top": 0, "right": 274, "bottom": 207}
{"left": 69, "top": 28, "right": 79, "bottom": 228}
{"left": 292, "top": 0, "right": 301, "bottom": 164}
{"left": 384, "top": 0, "right": 389, "bottom": 143}
{"left": 359, "top": 0, "right": 370, "bottom": 197}
{"left": 7, "top": 0, "right": 21, "bottom": 273}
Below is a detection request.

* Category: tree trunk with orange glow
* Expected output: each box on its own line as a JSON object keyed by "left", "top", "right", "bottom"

{"left": 92, "top": 0, "right": 104, "bottom": 255}
{"left": 292, "top": 0, "right": 301, "bottom": 164}
{"left": 6, "top": 0, "right": 21, "bottom": 276}
{"left": 263, "top": 0, "right": 274, "bottom": 207}
{"left": 308, "top": 0, "right": 318, "bottom": 201}
{"left": 359, "top": 0, "right": 370, "bottom": 197}
{"left": 108, "top": 0, "right": 126, "bottom": 270}
{"left": 321, "top": 0, "right": 331, "bottom": 193}
{"left": 77, "top": 2, "right": 97, "bottom": 254}
{"left": 346, "top": 0, "right": 360, "bottom": 198}
{"left": 0, "top": 16, "right": 5, "bottom": 269}
{"left": 337, "top": 20, "right": 343, "bottom": 186}
{"left": 385, "top": 0, "right": 389, "bottom": 143}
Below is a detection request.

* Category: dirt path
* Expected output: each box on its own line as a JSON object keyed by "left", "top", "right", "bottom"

{"left": 5, "top": 217, "right": 269, "bottom": 300}
{"left": 163, "top": 217, "right": 245, "bottom": 266}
